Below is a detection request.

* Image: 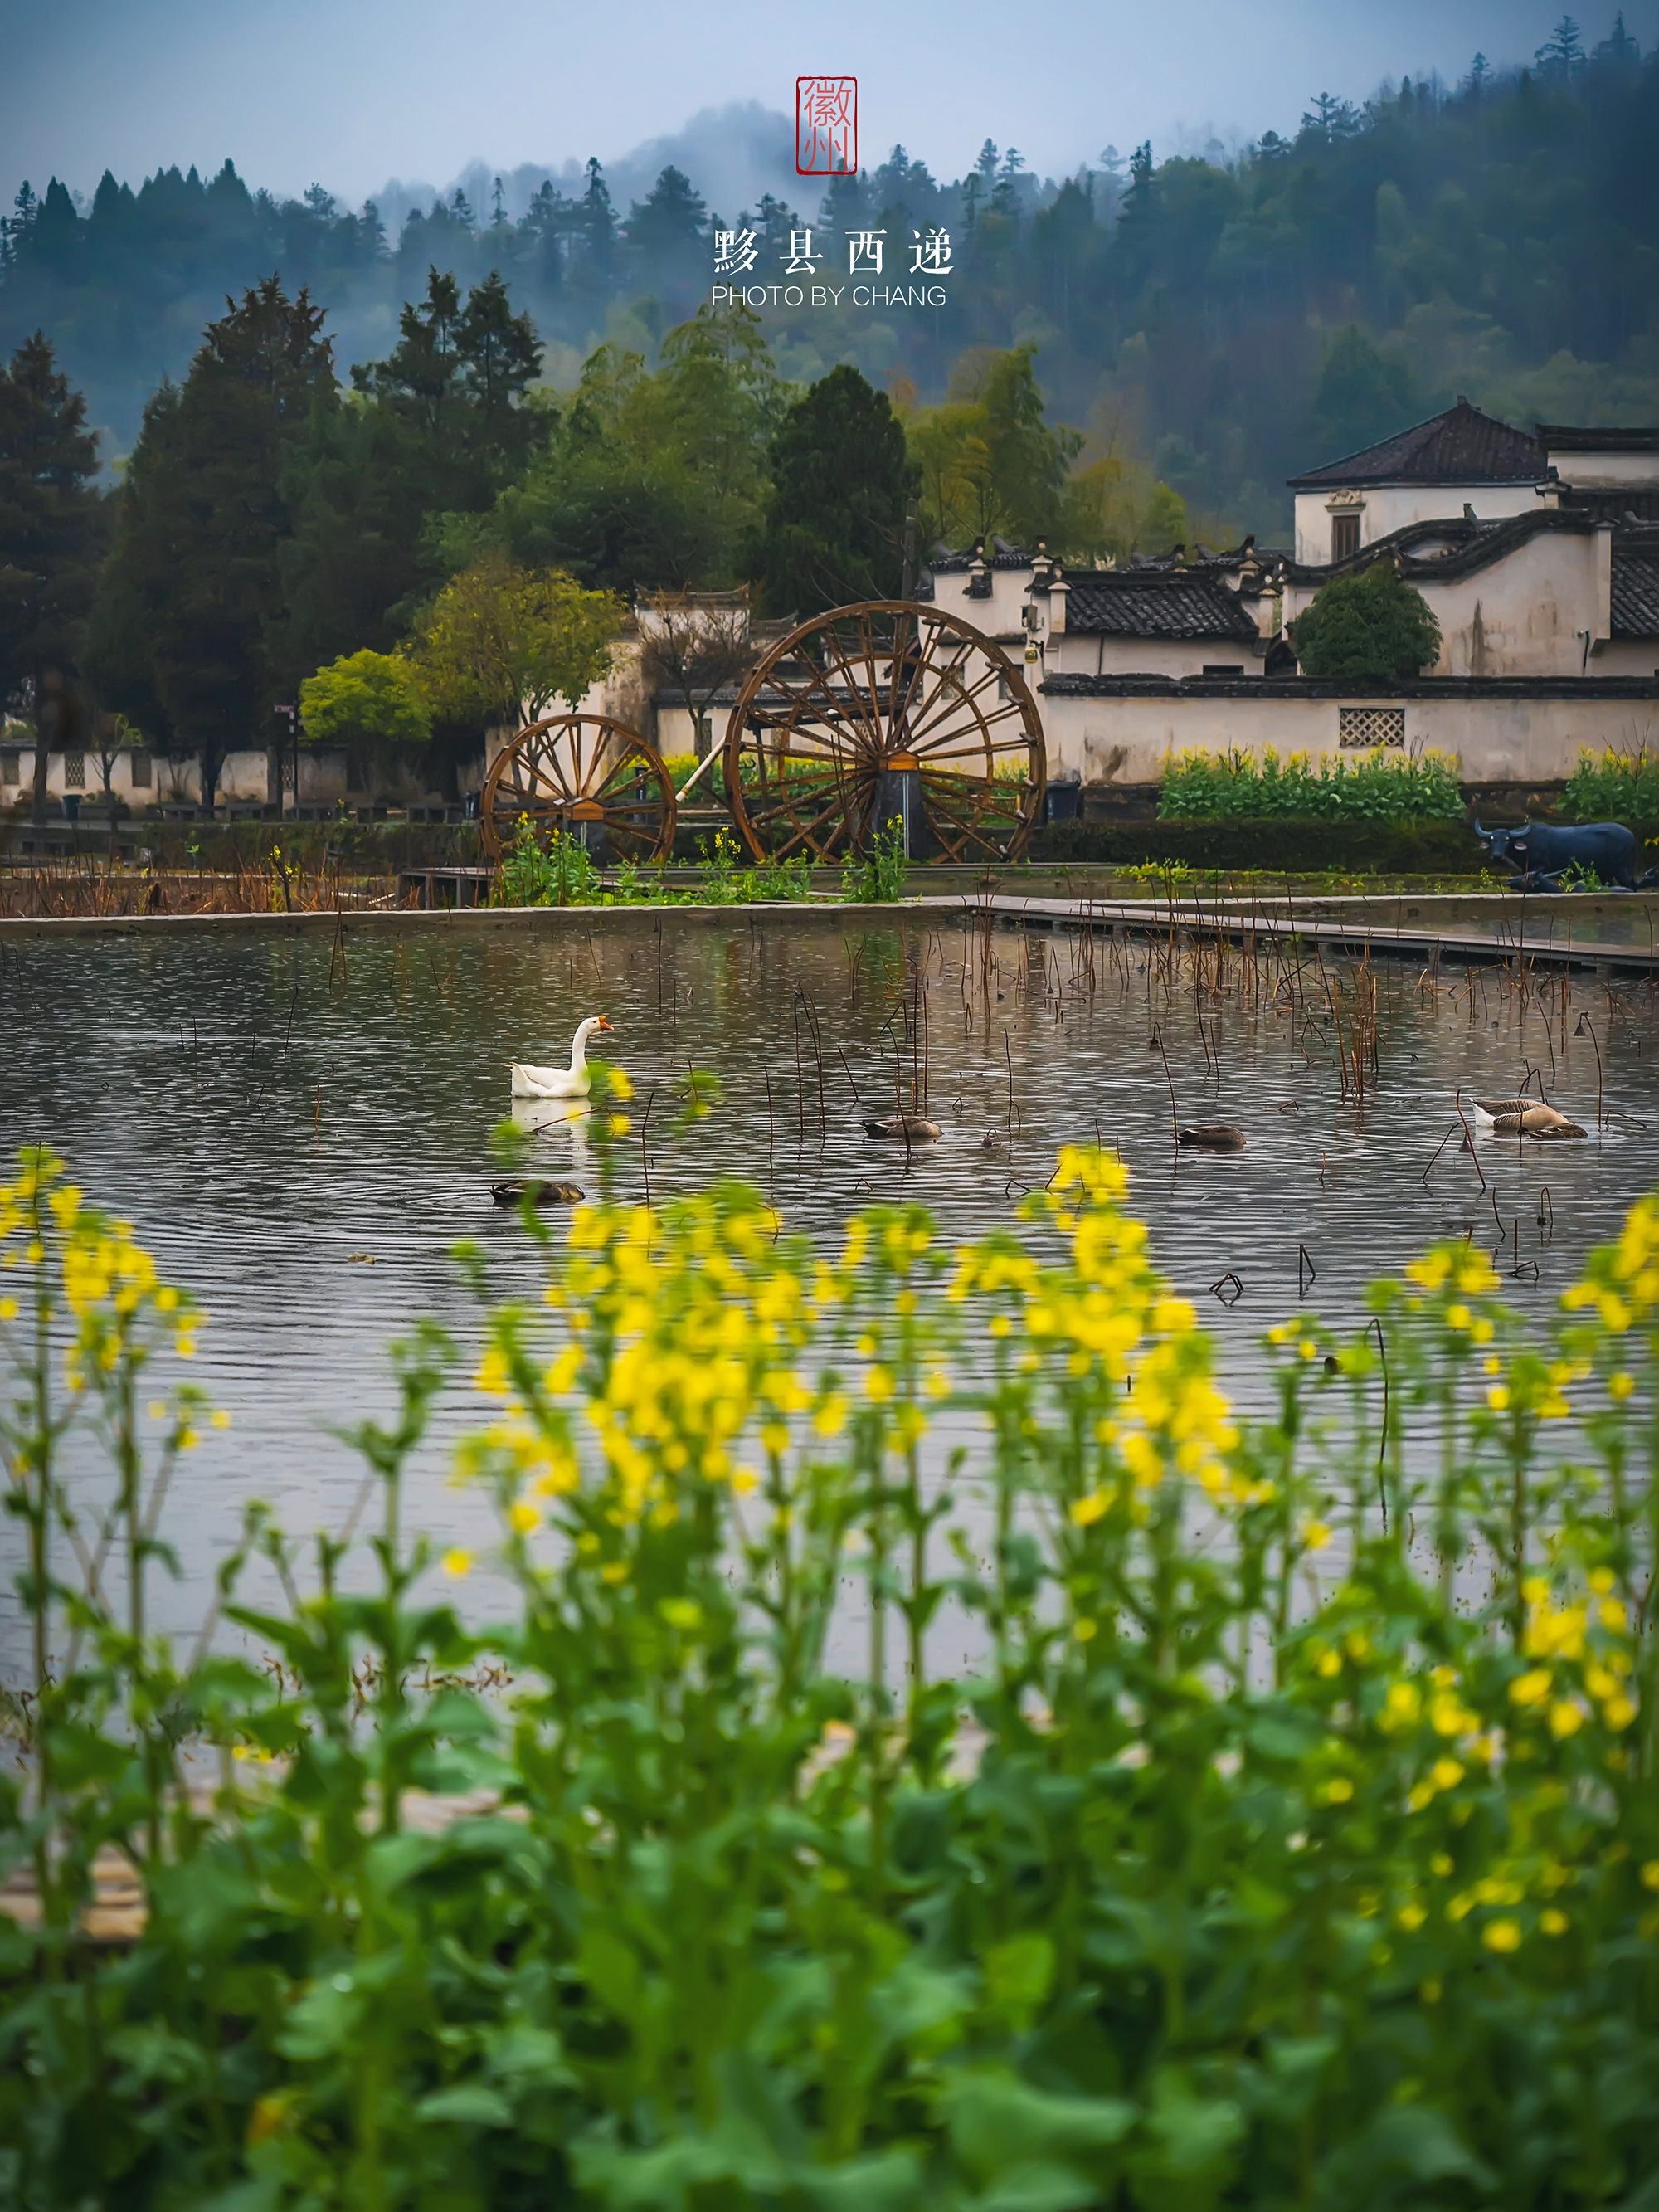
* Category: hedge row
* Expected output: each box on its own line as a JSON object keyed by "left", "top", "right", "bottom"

{"left": 1028, "top": 816, "right": 1499, "bottom": 873}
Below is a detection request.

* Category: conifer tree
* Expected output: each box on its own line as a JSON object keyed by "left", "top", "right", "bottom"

{"left": 90, "top": 277, "right": 334, "bottom": 805}
{"left": 0, "top": 332, "right": 103, "bottom": 821}
{"left": 750, "top": 366, "right": 916, "bottom": 615}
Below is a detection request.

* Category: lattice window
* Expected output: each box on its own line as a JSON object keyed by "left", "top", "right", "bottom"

{"left": 1338, "top": 707, "right": 1405, "bottom": 750}
{"left": 64, "top": 751, "right": 85, "bottom": 787}
{"left": 2, "top": 752, "right": 18, "bottom": 787}
{"left": 1331, "top": 513, "right": 1360, "bottom": 562}
{"left": 129, "top": 749, "right": 152, "bottom": 787}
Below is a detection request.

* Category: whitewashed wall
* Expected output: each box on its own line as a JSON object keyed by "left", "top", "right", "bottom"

{"left": 1040, "top": 685, "right": 1659, "bottom": 790}
{"left": 1292, "top": 484, "right": 1541, "bottom": 565}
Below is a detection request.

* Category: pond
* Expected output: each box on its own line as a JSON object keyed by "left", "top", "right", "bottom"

{"left": 3, "top": 907, "right": 1657, "bottom": 1675}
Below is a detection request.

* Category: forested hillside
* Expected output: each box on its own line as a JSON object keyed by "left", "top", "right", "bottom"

{"left": 2, "top": 14, "right": 1657, "bottom": 538}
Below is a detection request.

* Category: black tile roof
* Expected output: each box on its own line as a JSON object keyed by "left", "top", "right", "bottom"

{"left": 930, "top": 542, "right": 1036, "bottom": 572}
{"left": 1282, "top": 506, "right": 1603, "bottom": 585}
{"left": 1612, "top": 553, "right": 1659, "bottom": 637}
{"left": 1540, "top": 425, "right": 1659, "bottom": 455}
{"left": 1063, "top": 572, "right": 1261, "bottom": 642}
{"left": 1287, "top": 400, "right": 1543, "bottom": 490}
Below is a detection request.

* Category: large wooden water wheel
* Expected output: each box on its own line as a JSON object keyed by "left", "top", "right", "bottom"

{"left": 722, "top": 602, "right": 1045, "bottom": 865}
{"left": 479, "top": 714, "right": 676, "bottom": 865}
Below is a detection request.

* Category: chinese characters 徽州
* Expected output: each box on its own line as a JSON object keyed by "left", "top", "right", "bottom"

{"left": 796, "top": 77, "right": 857, "bottom": 175}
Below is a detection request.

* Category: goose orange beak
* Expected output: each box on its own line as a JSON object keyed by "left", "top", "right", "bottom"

{"left": 596, "top": 1016, "right": 614, "bottom": 1031}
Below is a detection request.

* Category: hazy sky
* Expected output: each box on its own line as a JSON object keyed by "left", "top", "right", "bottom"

{"left": 4, "top": 0, "right": 1654, "bottom": 212}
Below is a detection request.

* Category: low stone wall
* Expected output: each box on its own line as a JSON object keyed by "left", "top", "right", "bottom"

{"left": 1041, "top": 675, "right": 1659, "bottom": 790}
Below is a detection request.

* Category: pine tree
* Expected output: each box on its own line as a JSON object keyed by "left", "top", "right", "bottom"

{"left": 750, "top": 366, "right": 917, "bottom": 616}
{"left": 0, "top": 334, "right": 104, "bottom": 821}
{"left": 90, "top": 278, "right": 334, "bottom": 806}
{"left": 1535, "top": 16, "right": 1584, "bottom": 76}
{"left": 580, "top": 159, "right": 616, "bottom": 288}
{"left": 457, "top": 270, "right": 542, "bottom": 460}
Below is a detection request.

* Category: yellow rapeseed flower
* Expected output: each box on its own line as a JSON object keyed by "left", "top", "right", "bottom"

{"left": 1483, "top": 1919, "right": 1522, "bottom": 1953}
{"left": 1509, "top": 1668, "right": 1553, "bottom": 1708}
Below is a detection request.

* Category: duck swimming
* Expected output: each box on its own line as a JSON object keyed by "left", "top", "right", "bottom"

{"left": 864, "top": 1114, "right": 942, "bottom": 1141}
{"left": 491, "top": 1179, "right": 586, "bottom": 1207}
{"left": 510, "top": 1016, "right": 613, "bottom": 1099}
{"left": 1470, "top": 1098, "right": 1588, "bottom": 1140}
{"left": 1177, "top": 1124, "right": 1247, "bottom": 1150}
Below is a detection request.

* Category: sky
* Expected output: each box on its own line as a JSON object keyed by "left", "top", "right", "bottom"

{"left": 3, "top": 0, "right": 1656, "bottom": 217}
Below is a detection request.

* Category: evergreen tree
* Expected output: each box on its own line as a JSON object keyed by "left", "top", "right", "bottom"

{"left": 1535, "top": 15, "right": 1585, "bottom": 76}
{"left": 90, "top": 277, "right": 334, "bottom": 805}
{"left": 0, "top": 333, "right": 104, "bottom": 821}
{"left": 457, "top": 270, "right": 542, "bottom": 458}
{"left": 750, "top": 366, "right": 915, "bottom": 616}
{"left": 1310, "top": 325, "right": 1421, "bottom": 462}
{"left": 579, "top": 159, "right": 616, "bottom": 290}
{"left": 625, "top": 168, "right": 708, "bottom": 265}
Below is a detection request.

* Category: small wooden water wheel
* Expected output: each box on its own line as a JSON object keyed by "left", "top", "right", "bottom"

{"left": 722, "top": 602, "right": 1045, "bottom": 865}
{"left": 479, "top": 714, "right": 676, "bottom": 865}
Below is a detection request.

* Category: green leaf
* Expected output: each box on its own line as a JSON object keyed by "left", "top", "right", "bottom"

{"left": 416, "top": 2082, "right": 515, "bottom": 2128}
{"left": 984, "top": 1934, "right": 1057, "bottom": 2023}
{"left": 941, "top": 2067, "right": 1136, "bottom": 2183}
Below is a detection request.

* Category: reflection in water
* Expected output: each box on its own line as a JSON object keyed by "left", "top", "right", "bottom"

{"left": 2, "top": 911, "right": 1657, "bottom": 1668}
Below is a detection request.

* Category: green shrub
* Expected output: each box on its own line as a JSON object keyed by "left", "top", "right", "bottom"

{"left": 5, "top": 1144, "right": 1658, "bottom": 2211}
{"left": 497, "top": 816, "right": 601, "bottom": 905}
{"left": 841, "top": 815, "right": 910, "bottom": 902}
{"left": 1159, "top": 744, "right": 1464, "bottom": 823}
{"left": 1561, "top": 745, "right": 1659, "bottom": 822}
{"left": 1034, "top": 815, "right": 1481, "bottom": 875}
{"left": 1289, "top": 562, "right": 1443, "bottom": 680}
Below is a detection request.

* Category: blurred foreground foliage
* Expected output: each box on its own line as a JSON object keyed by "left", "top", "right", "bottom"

{"left": 2, "top": 1138, "right": 1658, "bottom": 2210}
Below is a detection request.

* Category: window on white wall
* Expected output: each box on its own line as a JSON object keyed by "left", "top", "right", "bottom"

{"left": 1338, "top": 707, "right": 1405, "bottom": 749}
{"left": 1331, "top": 514, "right": 1360, "bottom": 563}
{"left": 64, "top": 752, "right": 85, "bottom": 787}
{"left": 2, "top": 753, "right": 18, "bottom": 787}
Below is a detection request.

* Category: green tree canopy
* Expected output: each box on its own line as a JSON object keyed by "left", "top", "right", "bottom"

{"left": 474, "top": 304, "right": 786, "bottom": 595}
{"left": 299, "top": 649, "right": 431, "bottom": 748}
{"left": 750, "top": 366, "right": 915, "bottom": 616}
{"left": 1291, "top": 561, "right": 1444, "bottom": 679}
{"left": 907, "top": 342, "right": 1081, "bottom": 552}
{"left": 0, "top": 332, "right": 105, "bottom": 820}
{"left": 86, "top": 276, "right": 336, "bottom": 806}
{"left": 410, "top": 554, "right": 621, "bottom": 726}
{"left": 1310, "top": 325, "right": 1422, "bottom": 464}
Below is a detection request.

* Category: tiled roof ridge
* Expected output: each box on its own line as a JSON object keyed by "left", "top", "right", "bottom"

{"left": 1063, "top": 571, "right": 1262, "bottom": 643}
{"left": 1287, "top": 398, "right": 1543, "bottom": 490}
{"left": 1283, "top": 505, "right": 1603, "bottom": 584}
{"left": 1611, "top": 548, "right": 1659, "bottom": 638}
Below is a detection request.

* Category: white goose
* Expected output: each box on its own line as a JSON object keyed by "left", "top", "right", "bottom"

{"left": 510, "top": 1016, "right": 613, "bottom": 1099}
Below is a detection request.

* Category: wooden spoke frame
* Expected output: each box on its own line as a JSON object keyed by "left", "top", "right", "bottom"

{"left": 722, "top": 602, "right": 1045, "bottom": 865}
{"left": 480, "top": 714, "right": 677, "bottom": 867}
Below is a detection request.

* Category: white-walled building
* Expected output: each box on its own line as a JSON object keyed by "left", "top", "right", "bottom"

{"left": 922, "top": 402, "right": 1659, "bottom": 799}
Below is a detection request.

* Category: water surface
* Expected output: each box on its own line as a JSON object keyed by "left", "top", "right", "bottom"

{"left": 3, "top": 910, "right": 1655, "bottom": 1670}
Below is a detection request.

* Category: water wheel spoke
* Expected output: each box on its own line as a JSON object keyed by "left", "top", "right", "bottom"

{"left": 482, "top": 714, "right": 675, "bottom": 864}
{"left": 725, "top": 599, "right": 1043, "bottom": 863}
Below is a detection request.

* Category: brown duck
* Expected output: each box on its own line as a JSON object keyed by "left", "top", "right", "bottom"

{"left": 1470, "top": 1099, "right": 1587, "bottom": 1140}
{"left": 491, "top": 1178, "right": 587, "bottom": 1206}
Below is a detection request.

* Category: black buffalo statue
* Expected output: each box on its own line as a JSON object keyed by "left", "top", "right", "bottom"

{"left": 1472, "top": 816, "right": 1659, "bottom": 893}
